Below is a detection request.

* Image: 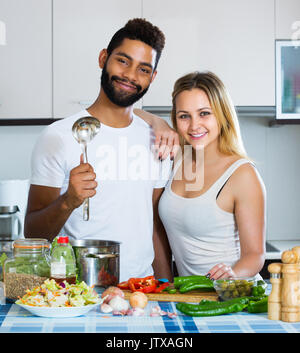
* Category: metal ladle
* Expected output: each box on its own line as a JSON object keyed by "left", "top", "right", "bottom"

{"left": 72, "top": 116, "right": 101, "bottom": 221}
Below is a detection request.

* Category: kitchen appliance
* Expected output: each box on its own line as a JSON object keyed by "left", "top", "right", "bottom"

{"left": 71, "top": 239, "right": 120, "bottom": 288}
{"left": 0, "top": 206, "right": 22, "bottom": 241}
{"left": 0, "top": 179, "right": 29, "bottom": 239}
{"left": 0, "top": 179, "right": 29, "bottom": 278}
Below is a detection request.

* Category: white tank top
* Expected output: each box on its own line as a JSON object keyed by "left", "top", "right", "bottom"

{"left": 158, "top": 158, "right": 254, "bottom": 277}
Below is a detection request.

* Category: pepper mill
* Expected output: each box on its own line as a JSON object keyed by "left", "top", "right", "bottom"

{"left": 291, "top": 246, "right": 300, "bottom": 321}
{"left": 268, "top": 262, "right": 282, "bottom": 320}
{"left": 281, "top": 250, "right": 299, "bottom": 322}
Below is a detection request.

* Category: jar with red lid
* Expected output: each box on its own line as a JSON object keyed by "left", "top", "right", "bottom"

{"left": 3, "top": 238, "right": 50, "bottom": 300}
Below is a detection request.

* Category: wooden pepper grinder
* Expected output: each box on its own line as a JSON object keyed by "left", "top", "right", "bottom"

{"left": 268, "top": 262, "right": 282, "bottom": 320}
{"left": 281, "top": 250, "right": 299, "bottom": 322}
{"left": 291, "top": 246, "right": 300, "bottom": 321}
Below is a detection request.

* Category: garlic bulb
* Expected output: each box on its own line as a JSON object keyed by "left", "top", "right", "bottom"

{"left": 108, "top": 296, "right": 129, "bottom": 312}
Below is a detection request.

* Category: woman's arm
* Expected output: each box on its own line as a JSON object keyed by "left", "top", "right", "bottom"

{"left": 208, "top": 163, "right": 266, "bottom": 279}
{"left": 133, "top": 108, "right": 180, "bottom": 160}
{"left": 231, "top": 164, "right": 266, "bottom": 277}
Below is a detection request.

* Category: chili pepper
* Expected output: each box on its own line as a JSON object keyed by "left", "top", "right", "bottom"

{"left": 179, "top": 280, "right": 214, "bottom": 293}
{"left": 176, "top": 298, "right": 248, "bottom": 317}
{"left": 177, "top": 297, "right": 250, "bottom": 314}
{"left": 155, "top": 282, "right": 170, "bottom": 293}
{"left": 174, "top": 275, "right": 213, "bottom": 288}
{"left": 247, "top": 296, "right": 268, "bottom": 313}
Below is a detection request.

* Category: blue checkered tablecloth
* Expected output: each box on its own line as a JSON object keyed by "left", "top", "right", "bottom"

{"left": 1, "top": 300, "right": 300, "bottom": 333}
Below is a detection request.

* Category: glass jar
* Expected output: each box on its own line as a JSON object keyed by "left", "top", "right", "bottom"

{"left": 3, "top": 238, "right": 51, "bottom": 300}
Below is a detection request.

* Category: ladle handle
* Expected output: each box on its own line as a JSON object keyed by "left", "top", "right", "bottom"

{"left": 81, "top": 142, "right": 89, "bottom": 221}
{"left": 83, "top": 198, "right": 89, "bottom": 221}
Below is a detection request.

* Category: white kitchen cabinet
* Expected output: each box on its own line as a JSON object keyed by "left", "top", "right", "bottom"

{"left": 142, "top": 0, "right": 275, "bottom": 107}
{"left": 275, "top": 0, "right": 300, "bottom": 39}
{"left": 0, "top": 0, "right": 52, "bottom": 119}
{"left": 53, "top": 0, "right": 142, "bottom": 119}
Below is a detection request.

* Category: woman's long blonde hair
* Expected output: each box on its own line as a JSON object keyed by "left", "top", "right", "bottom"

{"left": 171, "top": 71, "right": 248, "bottom": 159}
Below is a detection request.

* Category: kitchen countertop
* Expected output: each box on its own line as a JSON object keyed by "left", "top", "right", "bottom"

{"left": 266, "top": 240, "right": 300, "bottom": 260}
{"left": 0, "top": 285, "right": 299, "bottom": 334}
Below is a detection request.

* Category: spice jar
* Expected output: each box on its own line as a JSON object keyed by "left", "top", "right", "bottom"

{"left": 3, "top": 238, "right": 51, "bottom": 300}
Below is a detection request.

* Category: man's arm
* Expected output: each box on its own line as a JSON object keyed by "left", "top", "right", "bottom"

{"left": 134, "top": 108, "right": 179, "bottom": 161}
{"left": 24, "top": 157, "right": 97, "bottom": 241}
{"left": 24, "top": 185, "right": 72, "bottom": 241}
{"left": 152, "top": 188, "right": 173, "bottom": 281}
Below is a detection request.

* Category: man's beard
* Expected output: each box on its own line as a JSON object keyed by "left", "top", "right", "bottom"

{"left": 100, "top": 63, "right": 150, "bottom": 107}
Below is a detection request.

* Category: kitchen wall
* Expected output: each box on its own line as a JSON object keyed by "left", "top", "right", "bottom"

{"left": 1, "top": 114, "right": 300, "bottom": 241}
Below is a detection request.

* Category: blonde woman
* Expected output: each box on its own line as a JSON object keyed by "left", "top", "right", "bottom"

{"left": 136, "top": 71, "right": 266, "bottom": 280}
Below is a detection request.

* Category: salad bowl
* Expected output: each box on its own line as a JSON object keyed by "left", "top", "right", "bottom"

{"left": 15, "top": 278, "right": 102, "bottom": 317}
{"left": 16, "top": 302, "right": 99, "bottom": 318}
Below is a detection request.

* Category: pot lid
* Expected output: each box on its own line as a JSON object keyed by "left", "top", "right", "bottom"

{"left": 0, "top": 206, "right": 19, "bottom": 214}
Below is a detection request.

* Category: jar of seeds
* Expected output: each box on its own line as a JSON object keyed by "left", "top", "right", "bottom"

{"left": 3, "top": 239, "right": 51, "bottom": 300}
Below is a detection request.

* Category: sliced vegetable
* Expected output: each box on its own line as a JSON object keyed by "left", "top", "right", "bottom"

{"left": 155, "top": 282, "right": 170, "bottom": 293}
{"left": 164, "top": 287, "right": 177, "bottom": 294}
{"left": 117, "top": 281, "right": 130, "bottom": 290}
{"left": 121, "top": 276, "right": 160, "bottom": 293}
{"left": 15, "top": 279, "right": 100, "bottom": 307}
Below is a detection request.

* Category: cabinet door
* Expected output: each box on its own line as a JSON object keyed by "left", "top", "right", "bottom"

{"left": 142, "top": 0, "right": 275, "bottom": 107}
{"left": 0, "top": 0, "right": 52, "bottom": 119}
{"left": 53, "top": 0, "right": 141, "bottom": 119}
{"left": 275, "top": 0, "right": 300, "bottom": 39}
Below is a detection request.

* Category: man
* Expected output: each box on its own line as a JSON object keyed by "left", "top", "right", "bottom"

{"left": 24, "top": 18, "right": 174, "bottom": 282}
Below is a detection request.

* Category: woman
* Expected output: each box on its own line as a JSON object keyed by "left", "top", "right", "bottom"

{"left": 136, "top": 71, "right": 266, "bottom": 280}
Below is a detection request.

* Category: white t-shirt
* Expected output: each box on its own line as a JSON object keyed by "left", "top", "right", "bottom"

{"left": 30, "top": 109, "right": 172, "bottom": 281}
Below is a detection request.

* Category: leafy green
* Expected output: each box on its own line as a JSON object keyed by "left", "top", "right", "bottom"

{"left": 0, "top": 253, "right": 8, "bottom": 268}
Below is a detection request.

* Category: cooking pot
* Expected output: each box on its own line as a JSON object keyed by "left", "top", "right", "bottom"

{"left": 71, "top": 239, "right": 120, "bottom": 288}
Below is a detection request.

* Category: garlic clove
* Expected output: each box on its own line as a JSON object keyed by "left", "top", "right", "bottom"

{"left": 100, "top": 303, "right": 113, "bottom": 313}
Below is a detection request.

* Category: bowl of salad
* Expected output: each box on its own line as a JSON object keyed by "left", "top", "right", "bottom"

{"left": 16, "top": 279, "right": 102, "bottom": 317}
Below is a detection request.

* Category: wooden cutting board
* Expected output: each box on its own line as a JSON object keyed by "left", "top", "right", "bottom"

{"left": 123, "top": 289, "right": 218, "bottom": 303}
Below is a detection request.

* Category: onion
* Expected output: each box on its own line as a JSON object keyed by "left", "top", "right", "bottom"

{"left": 129, "top": 291, "right": 148, "bottom": 309}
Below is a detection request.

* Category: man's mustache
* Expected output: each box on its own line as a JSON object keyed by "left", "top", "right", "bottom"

{"left": 111, "top": 75, "right": 142, "bottom": 93}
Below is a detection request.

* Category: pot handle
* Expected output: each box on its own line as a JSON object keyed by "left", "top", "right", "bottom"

{"left": 85, "top": 253, "right": 119, "bottom": 259}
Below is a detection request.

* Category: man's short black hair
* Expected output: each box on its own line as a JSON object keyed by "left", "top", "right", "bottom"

{"left": 106, "top": 18, "right": 165, "bottom": 71}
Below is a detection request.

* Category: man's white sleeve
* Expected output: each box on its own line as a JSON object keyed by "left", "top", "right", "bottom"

{"left": 30, "top": 127, "right": 66, "bottom": 188}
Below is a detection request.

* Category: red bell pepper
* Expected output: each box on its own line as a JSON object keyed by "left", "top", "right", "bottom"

{"left": 127, "top": 276, "right": 158, "bottom": 293}
{"left": 155, "top": 282, "right": 170, "bottom": 293}
{"left": 117, "top": 281, "right": 130, "bottom": 290}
